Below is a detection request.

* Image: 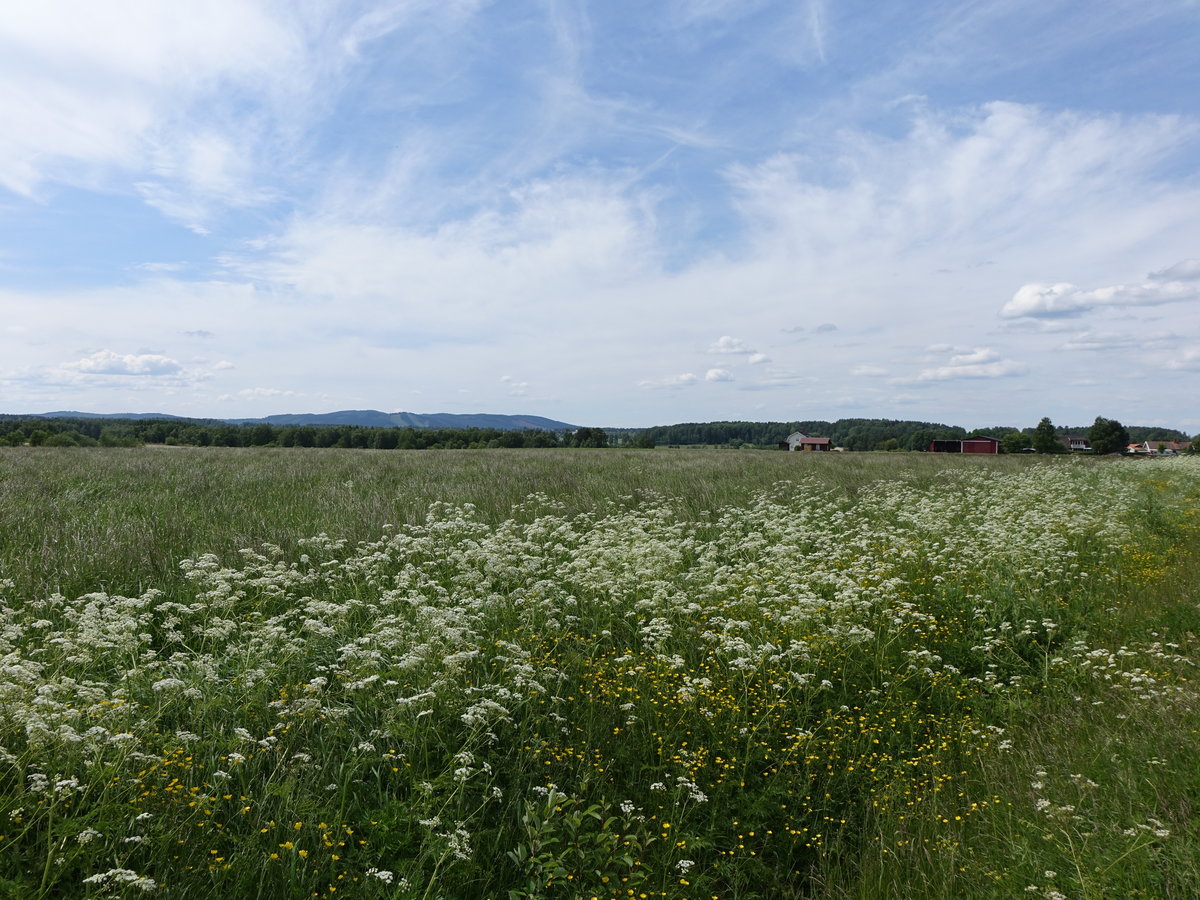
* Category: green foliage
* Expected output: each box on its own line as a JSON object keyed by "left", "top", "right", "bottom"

{"left": 1089, "top": 416, "right": 1131, "bottom": 455}
{"left": 1, "top": 415, "right": 1187, "bottom": 455}
{"left": 1001, "top": 431, "right": 1029, "bottom": 454}
{"left": 0, "top": 416, "right": 576, "bottom": 450}
{"left": 1032, "top": 417, "right": 1064, "bottom": 454}
{"left": 640, "top": 418, "right": 971, "bottom": 450}
{"left": 507, "top": 788, "right": 655, "bottom": 898}
{"left": 565, "top": 427, "right": 609, "bottom": 448}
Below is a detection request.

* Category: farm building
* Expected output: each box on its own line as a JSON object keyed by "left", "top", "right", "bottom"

{"left": 779, "top": 431, "right": 832, "bottom": 451}
{"left": 1061, "top": 436, "right": 1091, "bottom": 451}
{"left": 928, "top": 436, "right": 1001, "bottom": 454}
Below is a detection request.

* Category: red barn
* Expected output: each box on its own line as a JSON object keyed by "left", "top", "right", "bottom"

{"left": 929, "top": 436, "right": 1001, "bottom": 454}
{"left": 962, "top": 436, "right": 1000, "bottom": 454}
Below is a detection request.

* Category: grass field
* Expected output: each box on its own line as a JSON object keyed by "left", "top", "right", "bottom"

{"left": 0, "top": 448, "right": 1198, "bottom": 898}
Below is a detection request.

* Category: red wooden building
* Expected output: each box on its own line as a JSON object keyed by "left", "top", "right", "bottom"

{"left": 929, "top": 436, "right": 1001, "bottom": 454}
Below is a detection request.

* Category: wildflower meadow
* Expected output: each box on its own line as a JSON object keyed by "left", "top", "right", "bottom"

{"left": 1, "top": 449, "right": 1198, "bottom": 898}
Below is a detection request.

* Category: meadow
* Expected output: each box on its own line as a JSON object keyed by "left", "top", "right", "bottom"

{"left": 0, "top": 447, "right": 1197, "bottom": 898}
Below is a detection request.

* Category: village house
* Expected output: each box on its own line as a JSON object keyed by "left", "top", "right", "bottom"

{"left": 1061, "top": 435, "right": 1091, "bottom": 451}
{"left": 1129, "top": 440, "right": 1188, "bottom": 456}
{"left": 779, "top": 431, "right": 832, "bottom": 451}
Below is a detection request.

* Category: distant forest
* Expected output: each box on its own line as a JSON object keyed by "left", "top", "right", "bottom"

{"left": 0, "top": 414, "right": 1190, "bottom": 451}
{"left": 636, "top": 418, "right": 1190, "bottom": 451}
{"left": 0, "top": 416, "right": 611, "bottom": 449}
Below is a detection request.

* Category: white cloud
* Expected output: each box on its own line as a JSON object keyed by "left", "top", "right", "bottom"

{"left": 1166, "top": 347, "right": 1200, "bottom": 372}
{"left": 730, "top": 103, "right": 1200, "bottom": 277}
{"left": 1060, "top": 331, "right": 1177, "bottom": 352}
{"left": 639, "top": 373, "right": 699, "bottom": 389}
{"left": 500, "top": 375, "right": 530, "bottom": 396}
{"left": 735, "top": 368, "right": 815, "bottom": 391}
{"left": 852, "top": 365, "right": 887, "bottom": 377}
{"left": 747, "top": 352, "right": 770, "bottom": 365}
{"left": 916, "top": 347, "right": 1027, "bottom": 381}
{"left": 230, "top": 387, "right": 301, "bottom": 399}
{"left": 1000, "top": 276, "right": 1199, "bottom": 319}
{"left": 65, "top": 350, "right": 182, "bottom": 376}
{"left": 708, "top": 335, "right": 753, "bottom": 354}
{"left": 705, "top": 368, "right": 733, "bottom": 382}
{"left": 0, "top": 0, "right": 304, "bottom": 199}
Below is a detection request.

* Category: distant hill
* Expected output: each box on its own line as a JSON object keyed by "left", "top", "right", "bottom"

{"left": 35, "top": 409, "right": 577, "bottom": 432}
{"left": 38, "top": 410, "right": 193, "bottom": 421}
{"left": 235, "top": 410, "right": 578, "bottom": 431}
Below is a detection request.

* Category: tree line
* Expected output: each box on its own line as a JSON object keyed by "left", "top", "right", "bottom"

{"left": 0, "top": 414, "right": 1190, "bottom": 452}
{"left": 640, "top": 419, "right": 970, "bottom": 451}
{"left": 0, "top": 417, "right": 611, "bottom": 449}
{"left": 641, "top": 417, "right": 1191, "bottom": 452}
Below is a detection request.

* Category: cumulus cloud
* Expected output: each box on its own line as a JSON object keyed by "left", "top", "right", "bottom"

{"left": 916, "top": 347, "right": 1027, "bottom": 381}
{"left": 708, "top": 336, "right": 768, "bottom": 365}
{"left": 708, "top": 335, "right": 753, "bottom": 354}
{"left": 64, "top": 350, "right": 182, "bottom": 376}
{"left": 705, "top": 368, "right": 733, "bottom": 382}
{"left": 1000, "top": 260, "right": 1200, "bottom": 318}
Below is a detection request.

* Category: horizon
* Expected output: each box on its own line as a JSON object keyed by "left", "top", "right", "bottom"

{"left": 2, "top": 2, "right": 1198, "bottom": 430}
{"left": 9, "top": 407, "right": 1192, "bottom": 438}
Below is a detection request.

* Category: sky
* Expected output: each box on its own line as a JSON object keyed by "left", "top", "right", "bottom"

{"left": 2, "top": 0, "right": 1199, "bottom": 431}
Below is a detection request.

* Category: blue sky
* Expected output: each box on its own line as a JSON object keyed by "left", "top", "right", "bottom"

{"left": 2, "top": 0, "right": 1199, "bottom": 430}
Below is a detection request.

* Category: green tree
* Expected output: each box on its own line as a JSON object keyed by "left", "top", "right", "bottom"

{"left": 567, "top": 427, "right": 609, "bottom": 448}
{"left": 1001, "top": 431, "right": 1028, "bottom": 454}
{"left": 1032, "top": 417, "right": 1062, "bottom": 454}
{"left": 1088, "top": 416, "right": 1130, "bottom": 455}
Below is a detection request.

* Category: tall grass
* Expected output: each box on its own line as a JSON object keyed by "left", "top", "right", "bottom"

{"left": 0, "top": 449, "right": 1196, "bottom": 898}
{"left": 0, "top": 447, "right": 1033, "bottom": 600}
